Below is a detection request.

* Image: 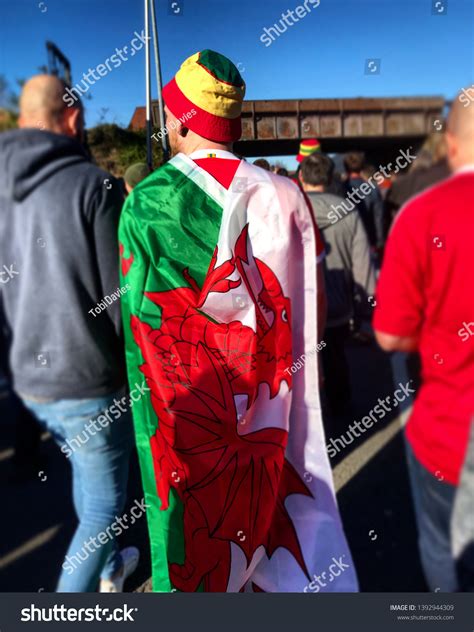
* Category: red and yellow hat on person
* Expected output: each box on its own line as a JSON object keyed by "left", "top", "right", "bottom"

{"left": 162, "top": 50, "right": 246, "bottom": 143}
{"left": 296, "top": 138, "right": 321, "bottom": 163}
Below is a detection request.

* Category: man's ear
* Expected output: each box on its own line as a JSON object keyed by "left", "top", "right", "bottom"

{"left": 62, "top": 106, "right": 83, "bottom": 139}
{"left": 179, "top": 126, "right": 189, "bottom": 138}
{"left": 444, "top": 131, "right": 458, "bottom": 166}
{"left": 445, "top": 131, "right": 455, "bottom": 154}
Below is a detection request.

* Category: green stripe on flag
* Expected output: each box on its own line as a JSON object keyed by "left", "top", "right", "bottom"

{"left": 119, "top": 160, "right": 224, "bottom": 591}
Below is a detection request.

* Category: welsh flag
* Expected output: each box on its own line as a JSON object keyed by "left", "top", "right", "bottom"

{"left": 119, "top": 151, "right": 358, "bottom": 592}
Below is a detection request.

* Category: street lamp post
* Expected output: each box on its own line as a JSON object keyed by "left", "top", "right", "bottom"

{"left": 144, "top": 0, "right": 153, "bottom": 170}
{"left": 150, "top": 0, "right": 169, "bottom": 160}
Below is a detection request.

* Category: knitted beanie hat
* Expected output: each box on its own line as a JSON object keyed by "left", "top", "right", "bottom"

{"left": 297, "top": 138, "right": 321, "bottom": 163}
{"left": 162, "top": 50, "right": 246, "bottom": 142}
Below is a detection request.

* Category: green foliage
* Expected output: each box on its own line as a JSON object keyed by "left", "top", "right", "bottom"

{"left": 0, "top": 109, "right": 18, "bottom": 132}
{"left": 0, "top": 74, "right": 19, "bottom": 117}
{"left": 87, "top": 123, "right": 163, "bottom": 176}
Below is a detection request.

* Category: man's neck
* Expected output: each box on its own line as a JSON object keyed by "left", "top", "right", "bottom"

{"left": 182, "top": 138, "right": 233, "bottom": 156}
{"left": 303, "top": 184, "right": 325, "bottom": 193}
{"left": 455, "top": 162, "right": 474, "bottom": 174}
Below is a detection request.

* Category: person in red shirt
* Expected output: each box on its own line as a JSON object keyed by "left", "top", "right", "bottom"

{"left": 373, "top": 90, "right": 474, "bottom": 592}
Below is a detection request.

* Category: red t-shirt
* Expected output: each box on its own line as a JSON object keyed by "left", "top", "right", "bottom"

{"left": 193, "top": 157, "right": 325, "bottom": 259}
{"left": 373, "top": 171, "right": 474, "bottom": 484}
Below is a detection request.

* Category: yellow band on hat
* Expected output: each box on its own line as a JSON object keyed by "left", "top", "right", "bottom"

{"left": 175, "top": 53, "right": 245, "bottom": 120}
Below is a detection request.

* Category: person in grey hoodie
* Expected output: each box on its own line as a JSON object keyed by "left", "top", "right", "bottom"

{"left": 0, "top": 75, "right": 139, "bottom": 592}
{"left": 299, "top": 152, "right": 376, "bottom": 414}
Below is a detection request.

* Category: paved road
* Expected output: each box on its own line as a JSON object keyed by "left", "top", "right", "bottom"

{"left": 0, "top": 336, "right": 426, "bottom": 592}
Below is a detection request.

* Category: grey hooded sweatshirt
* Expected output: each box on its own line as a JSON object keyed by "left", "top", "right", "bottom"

{"left": 307, "top": 191, "right": 376, "bottom": 327}
{"left": 0, "top": 128, "right": 126, "bottom": 399}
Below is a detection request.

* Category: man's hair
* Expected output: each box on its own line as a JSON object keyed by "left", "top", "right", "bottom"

{"left": 343, "top": 151, "right": 365, "bottom": 173}
{"left": 124, "top": 162, "right": 151, "bottom": 189}
{"left": 300, "top": 153, "right": 334, "bottom": 187}
{"left": 361, "top": 163, "right": 377, "bottom": 179}
{"left": 253, "top": 158, "right": 271, "bottom": 171}
{"left": 20, "top": 75, "right": 83, "bottom": 126}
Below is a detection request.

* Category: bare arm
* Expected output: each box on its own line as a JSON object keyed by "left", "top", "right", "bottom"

{"left": 374, "top": 330, "right": 419, "bottom": 353}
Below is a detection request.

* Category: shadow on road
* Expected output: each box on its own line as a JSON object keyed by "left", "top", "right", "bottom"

{"left": 0, "top": 336, "right": 426, "bottom": 592}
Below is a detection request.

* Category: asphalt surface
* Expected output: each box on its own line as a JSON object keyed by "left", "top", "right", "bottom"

{"left": 0, "top": 334, "right": 426, "bottom": 592}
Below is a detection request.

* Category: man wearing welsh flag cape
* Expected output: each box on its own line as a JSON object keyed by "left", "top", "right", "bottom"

{"left": 119, "top": 49, "right": 358, "bottom": 592}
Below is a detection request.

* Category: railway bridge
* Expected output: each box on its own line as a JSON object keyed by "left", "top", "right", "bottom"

{"left": 129, "top": 95, "right": 445, "bottom": 164}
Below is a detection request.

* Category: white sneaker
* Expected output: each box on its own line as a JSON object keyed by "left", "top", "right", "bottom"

{"left": 99, "top": 547, "right": 140, "bottom": 593}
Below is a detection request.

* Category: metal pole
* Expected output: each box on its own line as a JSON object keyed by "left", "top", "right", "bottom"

{"left": 144, "top": 0, "right": 153, "bottom": 170}
{"left": 150, "top": 0, "right": 169, "bottom": 160}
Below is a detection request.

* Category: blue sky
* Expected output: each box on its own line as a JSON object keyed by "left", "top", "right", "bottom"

{"left": 1, "top": 0, "right": 473, "bottom": 166}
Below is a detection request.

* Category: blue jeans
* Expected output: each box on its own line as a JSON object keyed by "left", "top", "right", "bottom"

{"left": 452, "top": 420, "right": 474, "bottom": 591}
{"left": 405, "top": 437, "right": 458, "bottom": 592}
{"left": 22, "top": 390, "right": 133, "bottom": 592}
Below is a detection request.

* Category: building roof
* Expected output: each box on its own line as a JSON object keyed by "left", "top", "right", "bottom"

{"left": 129, "top": 106, "right": 147, "bottom": 130}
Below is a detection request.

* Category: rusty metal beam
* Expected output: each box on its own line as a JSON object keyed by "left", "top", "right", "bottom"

{"left": 241, "top": 96, "right": 445, "bottom": 113}
{"left": 239, "top": 96, "right": 444, "bottom": 144}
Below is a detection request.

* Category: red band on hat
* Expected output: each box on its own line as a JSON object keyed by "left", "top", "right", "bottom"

{"left": 162, "top": 78, "right": 242, "bottom": 143}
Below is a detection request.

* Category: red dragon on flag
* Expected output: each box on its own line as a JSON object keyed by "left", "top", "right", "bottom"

{"left": 126, "top": 226, "right": 313, "bottom": 591}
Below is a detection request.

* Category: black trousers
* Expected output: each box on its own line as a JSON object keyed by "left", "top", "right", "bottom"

{"left": 321, "top": 324, "right": 351, "bottom": 414}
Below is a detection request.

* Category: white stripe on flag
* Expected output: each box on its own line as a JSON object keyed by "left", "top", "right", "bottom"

{"left": 170, "top": 153, "right": 227, "bottom": 209}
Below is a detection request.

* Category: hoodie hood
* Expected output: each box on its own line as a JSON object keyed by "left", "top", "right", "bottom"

{"left": 306, "top": 191, "right": 346, "bottom": 230}
{"left": 0, "top": 128, "right": 89, "bottom": 202}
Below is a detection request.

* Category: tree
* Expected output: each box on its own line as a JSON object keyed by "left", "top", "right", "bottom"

{"left": 87, "top": 123, "right": 163, "bottom": 176}
{"left": 0, "top": 75, "right": 19, "bottom": 130}
{"left": 97, "top": 107, "right": 110, "bottom": 125}
{"left": 0, "top": 74, "right": 17, "bottom": 110}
